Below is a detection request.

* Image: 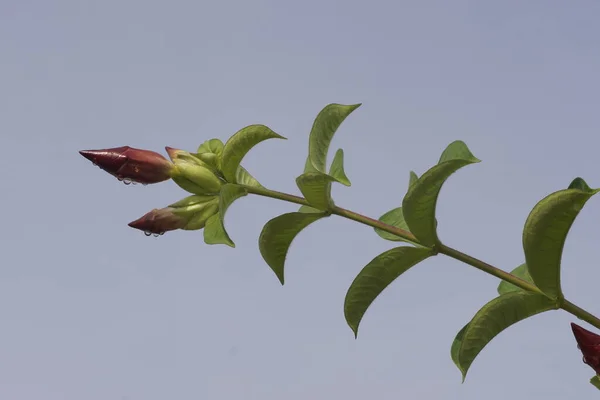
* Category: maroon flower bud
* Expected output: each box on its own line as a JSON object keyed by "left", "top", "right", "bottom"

{"left": 127, "top": 208, "right": 187, "bottom": 236}
{"left": 571, "top": 323, "right": 600, "bottom": 374}
{"left": 79, "top": 146, "right": 173, "bottom": 184}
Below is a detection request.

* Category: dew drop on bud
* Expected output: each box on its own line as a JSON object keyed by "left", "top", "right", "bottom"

{"left": 144, "top": 231, "right": 152, "bottom": 236}
{"left": 117, "top": 176, "right": 124, "bottom": 182}
{"left": 123, "top": 178, "right": 132, "bottom": 185}
{"left": 152, "top": 233, "right": 160, "bottom": 237}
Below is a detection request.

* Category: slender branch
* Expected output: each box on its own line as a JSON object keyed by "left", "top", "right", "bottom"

{"left": 437, "top": 244, "right": 544, "bottom": 295}
{"left": 242, "top": 184, "right": 600, "bottom": 330}
{"left": 562, "top": 300, "right": 600, "bottom": 329}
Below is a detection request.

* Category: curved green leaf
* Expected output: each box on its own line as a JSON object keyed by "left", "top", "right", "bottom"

{"left": 409, "top": 171, "right": 419, "bottom": 189}
{"left": 451, "top": 323, "right": 469, "bottom": 370}
{"left": 303, "top": 155, "right": 319, "bottom": 173}
{"left": 569, "top": 177, "right": 592, "bottom": 191}
{"left": 329, "top": 149, "right": 351, "bottom": 186}
{"left": 198, "top": 138, "right": 224, "bottom": 155}
{"left": 296, "top": 172, "right": 335, "bottom": 211}
{"left": 497, "top": 264, "right": 534, "bottom": 295}
{"left": 298, "top": 205, "right": 322, "bottom": 213}
{"left": 236, "top": 166, "right": 263, "bottom": 188}
{"left": 453, "top": 291, "right": 557, "bottom": 380}
{"left": 590, "top": 375, "right": 600, "bottom": 390}
{"left": 259, "top": 212, "right": 327, "bottom": 284}
{"left": 221, "top": 125, "right": 286, "bottom": 183}
{"left": 373, "top": 207, "right": 417, "bottom": 245}
{"left": 309, "top": 103, "right": 361, "bottom": 173}
{"left": 203, "top": 184, "right": 247, "bottom": 247}
{"left": 523, "top": 184, "right": 599, "bottom": 299}
{"left": 344, "top": 247, "right": 434, "bottom": 337}
{"left": 402, "top": 141, "right": 480, "bottom": 247}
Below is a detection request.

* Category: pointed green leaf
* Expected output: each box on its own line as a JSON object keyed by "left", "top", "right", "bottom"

{"left": 296, "top": 172, "right": 335, "bottom": 211}
{"left": 374, "top": 207, "right": 418, "bottom": 245}
{"left": 409, "top": 171, "right": 419, "bottom": 189}
{"left": 329, "top": 149, "right": 351, "bottom": 186}
{"left": 590, "top": 375, "right": 600, "bottom": 390}
{"left": 236, "top": 166, "right": 263, "bottom": 188}
{"left": 259, "top": 212, "right": 327, "bottom": 284}
{"left": 438, "top": 140, "right": 479, "bottom": 164}
{"left": 497, "top": 264, "right": 534, "bottom": 295}
{"left": 523, "top": 184, "right": 599, "bottom": 299}
{"left": 221, "top": 125, "right": 286, "bottom": 183}
{"left": 402, "top": 141, "right": 480, "bottom": 247}
{"left": 344, "top": 247, "right": 434, "bottom": 337}
{"left": 203, "top": 184, "right": 247, "bottom": 247}
{"left": 454, "top": 292, "right": 557, "bottom": 380}
{"left": 309, "top": 103, "right": 361, "bottom": 173}
{"left": 568, "top": 177, "right": 592, "bottom": 192}
{"left": 198, "top": 138, "right": 224, "bottom": 155}
{"left": 298, "top": 205, "right": 322, "bottom": 213}
{"left": 451, "top": 323, "right": 469, "bottom": 371}
{"left": 203, "top": 213, "right": 234, "bottom": 247}
{"left": 303, "top": 156, "right": 319, "bottom": 173}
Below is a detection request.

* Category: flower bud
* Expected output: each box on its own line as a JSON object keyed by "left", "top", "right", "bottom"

{"left": 79, "top": 146, "right": 173, "bottom": 184}
{"left": 166, "top": 147, "right": 223, "bottom": 195}
{"left": 571, "top": 323, "right": 600, "bottom": 374}
{"left": 128, "top": 195, "right": 219, "bottom": 234}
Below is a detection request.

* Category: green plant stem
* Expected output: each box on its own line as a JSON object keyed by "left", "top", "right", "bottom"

{"left": 562, "top": 300, "right": 600, "bottom": 329}
{"left": 242, "top": 184, "right": 600, "bottom": 330}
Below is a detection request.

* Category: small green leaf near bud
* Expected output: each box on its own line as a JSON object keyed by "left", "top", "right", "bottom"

{"left": 221, "top": 125, "right": 286, "bottom": 183}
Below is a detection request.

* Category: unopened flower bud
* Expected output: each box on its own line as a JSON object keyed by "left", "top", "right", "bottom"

{"left": 166, "top": 147, "right": 223, "bottom": 195}
{"left": 572, "top": 323, "right": 600, "bottom": 374}
{"left": 128, "top": 195, "right": 219, "bottom": 235}
{"left": 79, "top": 146, "right": 173, "bottom": 184}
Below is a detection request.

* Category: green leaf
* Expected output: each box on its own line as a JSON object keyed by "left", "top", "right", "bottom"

{"left": 453, "top": 291, "right": 557, "bottom": 380}
{"left": 373, "top": 207, "right": 418, "bottom": 245}
{"left": 197, "top": 138, "right": 224, "bottom": 155}
{"left": 590, "top": 375, "right": 600, "bottom": 390}
{"left": 523, "top": 184, "right": 599, "bottom": 299}
{"left": 451, "top": 323, "right": 469, "bottom": 371}
{"left": 298, "top": 205, "right": 322, "bottom": 213}
{"left": 258, "top": 212, "right": 327, "bottom": 284}
{"left": 296, "top": 172, "right": 335, "bottom": 211}
{"left": 344, "top": 247, "right": 434, "bottom": 337}
{"left": 497, "top": 264, "right": 534, "bottom": 295}
{"left": 409, "top": 171, "right": 419, "bottom": 189}
{"left": 221, "top": 125, "right": 286, "bottom": 183}
{"left": 309, "top": 103, "right": 361, "bottom": 173}
{"left": 303, "top": 156, "right": 319, "bottom": 173}
{"left": 236, "top": 166, "right": 263, "bottom": 188}
{"left": 328, "top": 149, "right": 351, "bottom": 186}
{"left": 568, "top": 177, "right": 592, "bottom": 191}
{"left": 402, "top": 141, "right": 480, "bottom": 247}
{"left": 203, "top": 184, "right": 248, "bottom": 247}
{"left": 203, "top": 213, "right": 234, "bottom": 247}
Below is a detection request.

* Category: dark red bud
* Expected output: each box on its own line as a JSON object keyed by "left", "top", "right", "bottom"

{"left": 127, "top": 208, "right": 187, "bottom": 235}
{"left": 571, "top": 323, "right": 600, "bottom": 374}
{"left": 79, "top": 146, "right": 173, "bottom": 184}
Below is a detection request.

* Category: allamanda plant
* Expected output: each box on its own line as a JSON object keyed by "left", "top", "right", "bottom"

{"left": 81, "top": 103, "right": 600, "bottom": 389}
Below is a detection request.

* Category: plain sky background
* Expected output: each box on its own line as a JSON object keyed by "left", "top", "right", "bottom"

{"left": 2, "top": 0, "right": 600, "bottom": 399}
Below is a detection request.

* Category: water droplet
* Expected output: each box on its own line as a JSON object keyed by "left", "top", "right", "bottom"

{"left": 142, "top": 183, "right": 148, "bottom": 186}
{"left": 144, "top": 231, "right": 152, "bottom": 236}
{"left": 123, "top": 178, "right": 132, "bottom": 185}
{"left": 152, "top": 233, "right": 160, "bottom": 237}
{"left": 131, "top": 181, "right": 138, "bottom": 186}
{"left": 159, "top": 232, "right": 165, "bottom": 236}
{"left": 117, "top": 176, "right": 124, "bottom": 182}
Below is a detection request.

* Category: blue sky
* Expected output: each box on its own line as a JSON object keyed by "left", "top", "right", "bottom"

{"left": 2, "top": 1, "right": 600, "bottom": 398}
